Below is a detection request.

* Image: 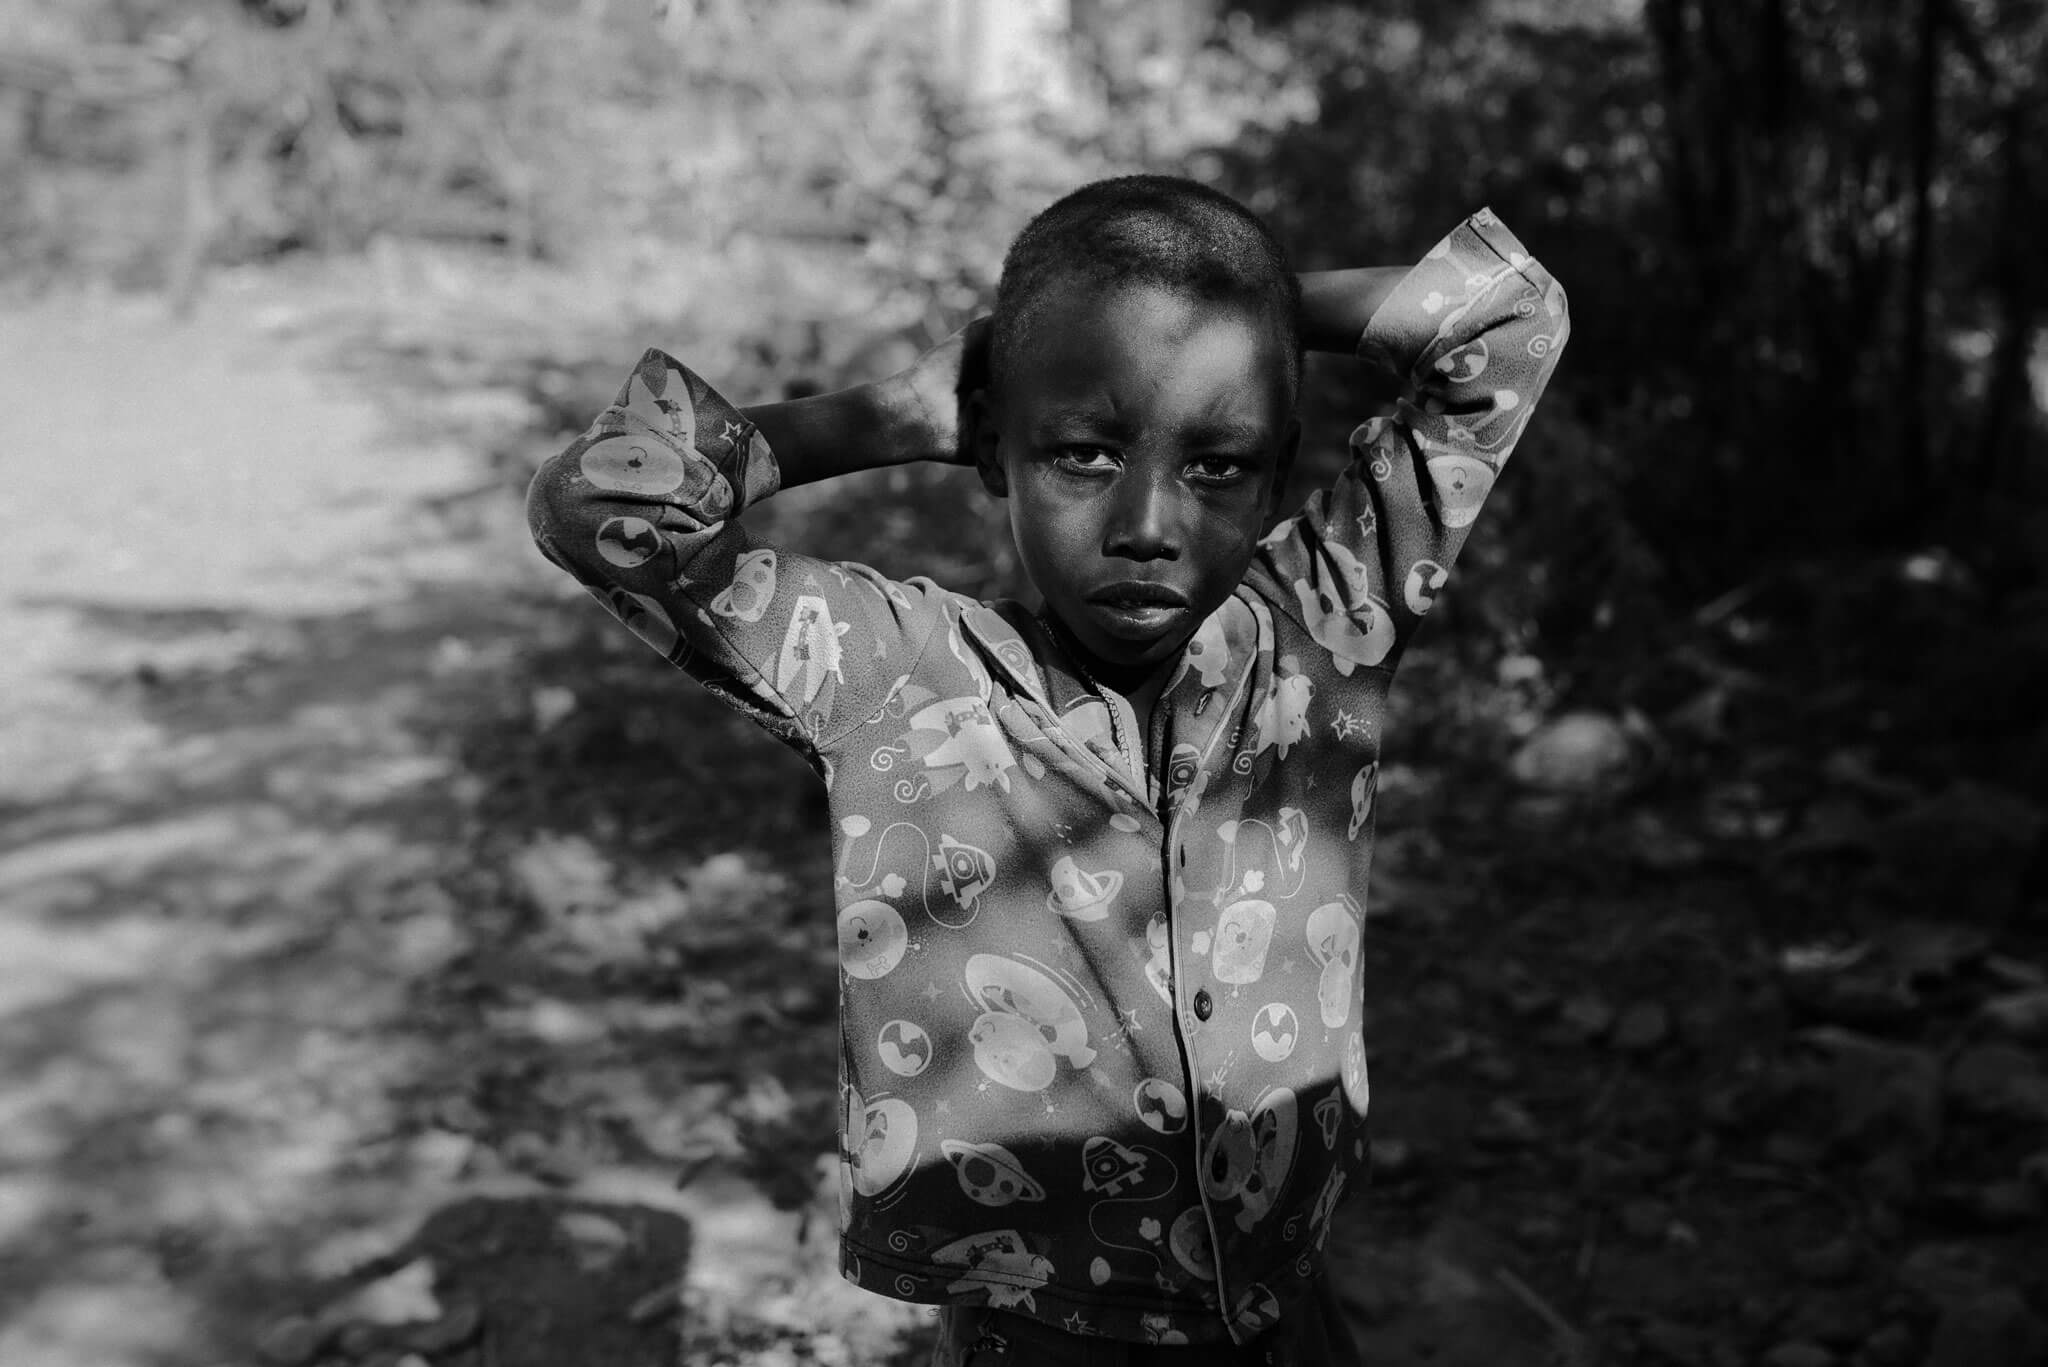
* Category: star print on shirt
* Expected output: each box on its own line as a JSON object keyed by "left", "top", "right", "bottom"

{"left": 720, "top": 418, "right": 748, "bottom": 447}
{"left": 1121, "top": 1007, "right": 1144, "bottom": 1034}
{"left": 1332, "top": 709, "right": 1372, "bottom": 741}
{"left": 1063, "top": 1314, "right": 1091, "bottom": 1334}
{"left": 922, "top": 981, "right": 943, "bottom": 1001}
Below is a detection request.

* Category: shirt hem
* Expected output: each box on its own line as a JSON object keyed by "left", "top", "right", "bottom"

{"left": 840, "top": 1235, "right": 1236, "bottom": 1345}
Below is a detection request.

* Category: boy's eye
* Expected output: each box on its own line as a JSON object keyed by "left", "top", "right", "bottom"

{"left": 1188, "top": 456, "right": 1251, "bottom": 484}
{"left": 1055, "top": 446, "right": 1119, "bottom": 473}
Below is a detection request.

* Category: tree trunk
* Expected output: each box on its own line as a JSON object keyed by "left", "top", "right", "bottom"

{"left": 1899, "top": 0, "right": 1941, "bottom": 515}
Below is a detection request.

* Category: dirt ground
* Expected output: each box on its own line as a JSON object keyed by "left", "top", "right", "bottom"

{"left": 3, "top": 269, "right": 2045, "bottom": 1367}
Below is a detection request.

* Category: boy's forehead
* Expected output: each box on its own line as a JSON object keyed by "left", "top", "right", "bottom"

{"left": 1009, "top": 277, "right": 1292, "bottom": 400}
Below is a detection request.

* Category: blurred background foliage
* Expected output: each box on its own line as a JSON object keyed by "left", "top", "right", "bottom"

{"left": 5, "top": 0, "right": 2045, "bottom": 797}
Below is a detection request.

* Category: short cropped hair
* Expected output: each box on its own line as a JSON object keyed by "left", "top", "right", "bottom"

{"left": 984, "top": 175, "right": 1302, "bottom": 404}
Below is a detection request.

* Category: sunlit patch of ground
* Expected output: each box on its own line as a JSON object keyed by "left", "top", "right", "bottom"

{"left": 0, "top": 278, "right": 928, "bottom": 1367}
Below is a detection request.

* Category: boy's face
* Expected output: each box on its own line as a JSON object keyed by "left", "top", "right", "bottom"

{"left": 973, "top": 279, "right": 1299, "bottom": 681}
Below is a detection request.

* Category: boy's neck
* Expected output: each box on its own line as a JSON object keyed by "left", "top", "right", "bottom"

{"left": 1038, "top": 608, "right": 1173, "bottom": 749}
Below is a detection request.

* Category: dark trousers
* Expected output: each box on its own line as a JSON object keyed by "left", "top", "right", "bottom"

{"left": 930, "top": 1280, "right": 1359, "bottom": 1367}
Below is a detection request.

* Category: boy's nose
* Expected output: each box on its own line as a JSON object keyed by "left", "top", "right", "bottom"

{"left": 1103, "top": 471, "right": 1181, "bottom": 562}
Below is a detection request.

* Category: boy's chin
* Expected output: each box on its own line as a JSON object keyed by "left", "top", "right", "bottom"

{"left": 1059, "top": 615, "right": 1194, "bottom": 684}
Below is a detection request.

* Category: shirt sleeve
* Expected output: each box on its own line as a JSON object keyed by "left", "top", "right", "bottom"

{"left": 525, "top": 348, "right": 947, "bottom": 759}
{"left": 1250, "top": 207, "right": 1569, "bottom": 672}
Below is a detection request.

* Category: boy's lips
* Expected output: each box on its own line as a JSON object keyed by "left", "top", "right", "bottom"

{"left": 1084, "top": 583, "right": 1192, "bottom": 642}
{"left": 1087, "top": 582, "right": 1189, "bottom": 609}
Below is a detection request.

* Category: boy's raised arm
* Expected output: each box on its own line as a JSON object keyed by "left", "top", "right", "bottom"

{"left": 1297, "top": 267, "right": 1410, "bottom": 355}
{"left": 1253, "top": 209, "right": 1570, "bottom": 671}
{"left": 526, "top": 346, "right": 963, "bottom": 761}
{"left": 741, "top": 319, "right": 986, "bottom": 487}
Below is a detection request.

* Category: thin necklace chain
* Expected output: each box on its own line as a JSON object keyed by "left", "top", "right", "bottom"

{"left": 1036, "top": 609, "right": 1128, "bottom": 763}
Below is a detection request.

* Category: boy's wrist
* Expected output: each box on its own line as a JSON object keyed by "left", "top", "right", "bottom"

{"left": 1298, "top": 266, "right": 1410, "bottom": 355}
{"left": 869, "top": 371, "right": 948, "bottom": 467}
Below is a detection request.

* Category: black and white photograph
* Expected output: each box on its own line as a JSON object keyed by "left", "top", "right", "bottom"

{"left": 1, "top": 2, "right": 2043, "bottom": 1364}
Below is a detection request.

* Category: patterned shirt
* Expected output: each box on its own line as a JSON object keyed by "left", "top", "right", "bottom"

{"left": 526, "top": 210, "right": 1568, "bottom": 1345}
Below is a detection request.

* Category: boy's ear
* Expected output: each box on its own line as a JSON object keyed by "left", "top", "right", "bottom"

{"left": 1267, "top": 417, "right": 1301, "bottom": 521}
{"left": 967, "top": 389, "right": 1007, "bottom": 498}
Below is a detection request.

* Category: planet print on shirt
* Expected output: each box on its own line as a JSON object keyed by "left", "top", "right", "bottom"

{"left": 595, "top": 515, "right": 662, "bottom": 569}
{"left": 1168, "top": 1207, "right": 1216, "bottom": 1281}
{"left": 942, "top": 1139, "right": 1046, "bottom": 1206}
{"left": 843, "top": 1085, "right": 917, "bottom": 1199}
{"left": 579, "top": 433, "right": 689, "bottom": 497}
{"left": 1250, "top": 1002, "right": 1300, "bottom": 1062}
{"left": 877, "top": 1019, "right": 932, "bottom": 1077}
{"left": 1133, "top": 1078, "right": 1188, "bottom": 1135}
{"left": 839, "top": 899, "right": 908, "bottom": 980}
{"left": 1424, "top": 449, "right": 1496, "bottom": 528}
{"left": 1404, "top": 558, "right": 1448, "bottom": 616}
{"left": 1046, "top": 857, "right": 1123, "bottom": 921}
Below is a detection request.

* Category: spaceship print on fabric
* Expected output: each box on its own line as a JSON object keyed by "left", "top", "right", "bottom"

{"left": 932, "top": 1230, "right": 1056, "bottom": 1311}
{"left": 776, "top": 594, "right": 850, "bottom": 705}
{"left": 869, "top": 688, "right": 1021, "bottom": 800}
{"left": 963, "top": 953, "right": 1097, "bottom": 1091}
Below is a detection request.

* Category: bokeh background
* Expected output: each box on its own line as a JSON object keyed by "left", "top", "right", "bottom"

{"left": 2, "top": 2, "right": 2045, "bottom": 1365}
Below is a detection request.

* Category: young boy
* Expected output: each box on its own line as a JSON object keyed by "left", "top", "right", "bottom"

{"left": 527, "top": 176, "right": 1567, "bottom": 1362}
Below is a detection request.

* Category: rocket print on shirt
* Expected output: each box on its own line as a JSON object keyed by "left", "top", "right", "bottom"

{"left": 776, "top": 594, "right": 850, "bottom": 705}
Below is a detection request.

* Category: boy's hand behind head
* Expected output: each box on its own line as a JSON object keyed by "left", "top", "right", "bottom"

{"left": 877, "top": 317, "right": 991, "bottom": 468}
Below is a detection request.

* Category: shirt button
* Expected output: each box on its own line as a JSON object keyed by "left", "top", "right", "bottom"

{"left": 1193, "top": 989, "right": 1214, "bottom": 1021}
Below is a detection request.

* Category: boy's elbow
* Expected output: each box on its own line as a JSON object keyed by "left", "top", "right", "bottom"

{"left": 525, "top": 447, "right": 587, "bottom": 569}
